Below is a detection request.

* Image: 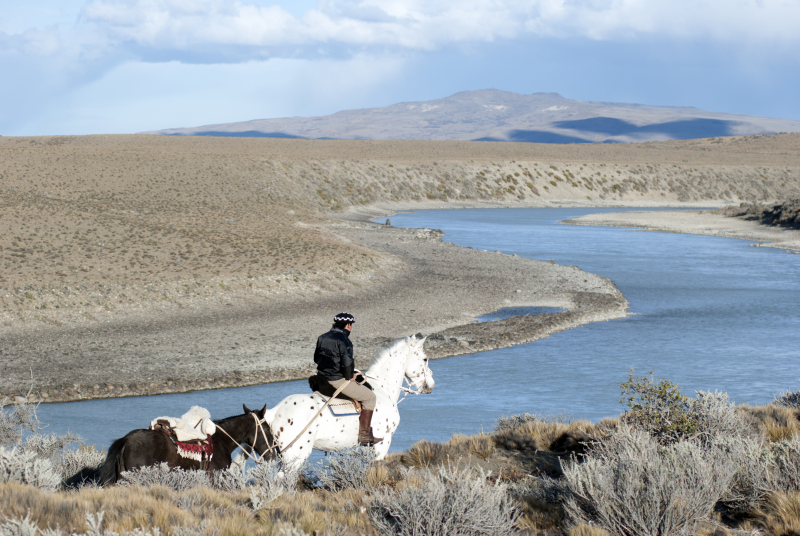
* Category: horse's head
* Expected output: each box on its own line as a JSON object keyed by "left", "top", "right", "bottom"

{"left": 243, "top": 403, "right": 275, "bottom": 460}
{"left": 404, "top": 336, "right": 434, "bottom": 394}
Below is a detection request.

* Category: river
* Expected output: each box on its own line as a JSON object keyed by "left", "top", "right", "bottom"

{"left": 35, "top": 208, "right": 800, "bottom": 455}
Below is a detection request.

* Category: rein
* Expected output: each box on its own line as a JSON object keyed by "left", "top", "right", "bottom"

{"left": 282, "top": 380, "right": 350, "bottom": 452}
{"left": 355, "top": 368, "right": 427, "bottom": 404}
{"left": 215, "top": 412, "right": 275, "bottom": 465}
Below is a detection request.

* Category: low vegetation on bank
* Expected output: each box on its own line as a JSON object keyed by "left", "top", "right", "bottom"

{"left": 2, "top": 372, "right": 800, "bottom": 535}
{"left": 715, "top": 199, "right": 800, "bottom": 230}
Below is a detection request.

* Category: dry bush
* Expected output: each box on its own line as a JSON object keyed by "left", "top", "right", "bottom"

{"left": 561, "top": 425, "right": 739, "bottom": 536}
{"left": 509, "top": 476, "right": 565, "bottom": 532}
{"left": 0, "top": 401, "right": 39, "bottom": 447}
{"left": 209, "top": 456, "right": 247, "bottom": 492}
{"left": 774, "top": 389, "right": 800, "bottom": 409}
{"left": 54, "top": 445, "right": 105, "bottom": 485}
{"left": 722, "top": 434, "right": 800, "bottom": 514}
{"left": 118, "top": 463, "right": 211, "bottom": 491}
{"left": 368, "top": 465, "right": 520, "bottom": 536}
{"left": 314, "top": 447, "right": 376, "bottom": 491}
{"left": 687, "top": 391, "right": 762, "bottom": 446}
{"left": 249, "top": 459, "right": 303, "bottom": 509}
{"left": 0, "top": 448, "right": 60, "bottom": 493}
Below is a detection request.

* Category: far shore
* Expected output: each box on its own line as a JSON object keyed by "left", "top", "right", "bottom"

{"left": 562, "top": 209, "right": 800, "bottom": 253}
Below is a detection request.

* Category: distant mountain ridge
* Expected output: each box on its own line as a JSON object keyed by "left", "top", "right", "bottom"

{"left": 149, "top": 89, "right": 800, "bottom": 143}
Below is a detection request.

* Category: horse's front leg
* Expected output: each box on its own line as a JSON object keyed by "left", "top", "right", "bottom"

{"left": 278, "top": 442, "right": 313, "bottom": 477}
{"left": 373, "top": 436, "right": 392, "bottom": 460}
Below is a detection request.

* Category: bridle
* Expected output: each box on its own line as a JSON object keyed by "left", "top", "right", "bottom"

{"left": 215, "top": 412, "right": 276, "bottom": 465}
{"left": 355, "top": 355, "right": 432, "bottom": 404}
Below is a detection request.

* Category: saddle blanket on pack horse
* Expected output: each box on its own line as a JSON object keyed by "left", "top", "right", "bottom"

{"left": 149, "top": 406, "right": 216, "bottom": 463}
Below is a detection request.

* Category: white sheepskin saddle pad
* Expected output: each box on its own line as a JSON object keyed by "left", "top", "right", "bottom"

{"left": 150, "top": 406, "right": 216, "bottom": 442}
{"left": 313, "top": 392, "right": 361, "bottom": 417}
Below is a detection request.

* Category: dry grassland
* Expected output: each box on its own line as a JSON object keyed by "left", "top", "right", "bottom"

{"left": 2, "top": 133, "right": 798, "bottom": 328}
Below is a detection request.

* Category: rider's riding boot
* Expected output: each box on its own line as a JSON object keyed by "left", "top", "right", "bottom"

{"left": 358, "top": 409, "right": 383, "bottom": 446}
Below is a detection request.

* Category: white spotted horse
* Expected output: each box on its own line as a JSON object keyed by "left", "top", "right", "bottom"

{"left": 264, "top": 336, "right": 434, "bottom": 472}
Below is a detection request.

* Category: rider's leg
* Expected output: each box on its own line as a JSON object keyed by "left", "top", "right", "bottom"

{"left": 327, "top": 380, "right": 382, "bottom": 445}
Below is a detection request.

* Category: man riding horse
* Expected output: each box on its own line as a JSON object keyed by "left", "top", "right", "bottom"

{"left": 314, "top": 312, "right": 382, "bottom": 446}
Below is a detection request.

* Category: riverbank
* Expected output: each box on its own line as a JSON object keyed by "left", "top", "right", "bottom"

{"left": 1, "top": 218, "right": 629, "bottom": 403}
{"left": 2, "top": 133, "right": 798, "bottom": 403}
{"left": 561, "top": 209, "right": 800, "bottom": 253}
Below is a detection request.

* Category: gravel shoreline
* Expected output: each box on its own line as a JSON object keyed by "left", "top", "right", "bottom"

{"left": 562, "top": 210, "right": 800, "bottom": 253}
{"left": 2, "top": 214, "right": 629, "bottom": 404}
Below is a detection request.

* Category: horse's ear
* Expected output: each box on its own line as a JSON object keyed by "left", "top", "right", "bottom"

{"left": 243, "top": 403, "right": 252, "bottom": 414}
{"left": 258, "top": 404, "right": 267, "bottom": 418}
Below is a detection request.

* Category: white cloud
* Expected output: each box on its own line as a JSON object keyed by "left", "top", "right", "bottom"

{"left": 73, "top": 0, "right": 800, "bottom": 56}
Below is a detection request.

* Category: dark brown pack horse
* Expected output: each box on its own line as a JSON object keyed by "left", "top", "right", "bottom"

{"left": 96, "top": 404, "right": 275, "bottom": 485}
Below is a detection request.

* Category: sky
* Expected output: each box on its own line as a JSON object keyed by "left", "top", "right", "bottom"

{"left": 2, "top": 0, "right": 799, "bottom": 136}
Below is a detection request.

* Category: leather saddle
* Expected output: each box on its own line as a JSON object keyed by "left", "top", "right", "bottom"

{"left": 308, "top": 374, "right": 373, "bottom": 413}
{"left": 151, "top": 420, "right": 214, "bottom": 468}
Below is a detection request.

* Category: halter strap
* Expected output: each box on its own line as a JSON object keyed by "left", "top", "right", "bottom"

{"left": 215, "top": 412, "right": 276, "bottom": 466}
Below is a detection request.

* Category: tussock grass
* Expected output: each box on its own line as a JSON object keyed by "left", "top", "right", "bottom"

{"left": 756, "top": 491, "right": 800, "bottom": 536}
{"left": 568, "top": 523, "right": 611, "bottom": 536}
{"left": 0, "top": 482, "right": 371, "bottom": 536}
{"left": 738, "top": 403, "right": 800, "bottom": 441}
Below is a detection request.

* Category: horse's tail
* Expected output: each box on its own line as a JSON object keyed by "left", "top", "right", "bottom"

{"left": 98, "top": 436, "right": 127, "bottom": 486}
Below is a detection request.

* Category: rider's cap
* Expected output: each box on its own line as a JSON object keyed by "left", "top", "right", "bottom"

{"left": 334, "top": 312, "right": 355, "bottom": 324}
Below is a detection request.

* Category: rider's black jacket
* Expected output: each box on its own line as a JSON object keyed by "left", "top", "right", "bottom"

{"left": 314, "top": 327, "right": 353, "bottom": 381}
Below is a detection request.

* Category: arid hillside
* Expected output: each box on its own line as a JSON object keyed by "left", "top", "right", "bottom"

{"left": 1, "top": 133, "right": 799, "bottom": 329}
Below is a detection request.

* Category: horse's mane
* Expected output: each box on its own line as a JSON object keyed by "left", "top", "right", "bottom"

{"left": 214, "top": 413, "right": 247, "bottom": 424}
{"left": 369, "top": 337, "right": 412, "bottom": 371}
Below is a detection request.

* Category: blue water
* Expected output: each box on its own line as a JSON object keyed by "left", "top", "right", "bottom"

{"left": 35, "top": 208, "right": 800, "bottom": 454}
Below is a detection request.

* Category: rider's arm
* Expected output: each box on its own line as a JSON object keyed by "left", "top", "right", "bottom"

{"left": 340, "top": 337, "right": 354, "bottom": 381}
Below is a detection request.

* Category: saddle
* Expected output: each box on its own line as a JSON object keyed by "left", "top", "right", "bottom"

{"left": 308, "top": 374, "right": 373, "bottom": 413}
{"left": 149, "top": 406, "right": 215, "bottom": 468}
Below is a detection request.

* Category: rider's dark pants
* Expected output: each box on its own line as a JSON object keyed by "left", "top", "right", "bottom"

{"left": 328, "top": 378, "right": 376, "bottom": 410}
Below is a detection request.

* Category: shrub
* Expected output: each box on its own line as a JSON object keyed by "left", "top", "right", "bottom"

{"left": 118, "top": 462, "right": 210, "bottom": 491}
{"left": 368, "top": 465, "right": 520, "bottom": 536}
{"left": 314, "top": 447, "right": 376, "bottom": 491}
{"left": 725, "top": 434, "right": 800, "bottom": 513}
{"left": 560, "top": 426, "right": 738, "bottom": 536}
{"left": 0, "top": 400, "right": 39, "bottom": 448}
{"left": 619, "top": 370, "right": 697, "bottom": 443}
{"left": 0, "top": 447, "right": 61, "bottom": 492}
{"left": 687, "top": 391, "right": 761, "bottom": 446}
{"left": 774, "top": 389, "right": 800, "bottom": 409}
{"left": 620, "top": 372, "right": 757, "bottom": 445}
{"left": 209, "top": 455, "right": 247, "bottom": 492}
{"left": 53, "top": 445, "right": 105, "bottom": 483}
{"left": 249, "top": 459, "right": 302, "bottom": 509}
